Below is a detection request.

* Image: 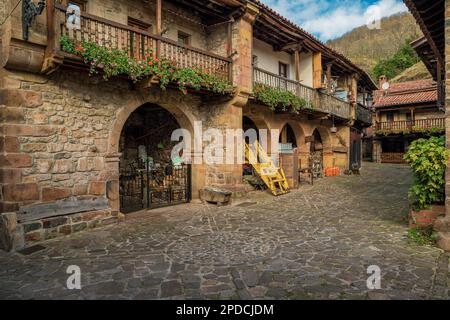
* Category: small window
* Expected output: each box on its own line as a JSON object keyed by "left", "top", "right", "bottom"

{"left": 67, "top": 0, "right": 86, "bottom": 11}
{"left": 178, "top": 31, "right": 191, "bottom": 46}
{"left": 279, "top": 62, "right": 288, "bottom": 78}
{"left": 128, "top": 17, "right": 152, "bottom": 32}
{"left": 252, "top": 55, "right": 258, "bottom": 67}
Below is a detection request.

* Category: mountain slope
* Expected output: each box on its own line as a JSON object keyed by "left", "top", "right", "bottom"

{"left": 327, "top": 12, "right": 423, "bottom": 78}
{"left": 391, "top": 62, "right": 432, "bottom": 83}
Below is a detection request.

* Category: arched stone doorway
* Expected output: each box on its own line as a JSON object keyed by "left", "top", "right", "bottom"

{"left": 279, "top": 123, "right": 298, "bottom": 149}
{"left": 242, "top": 116, "right": 261, "bottom": 176}
{"left": 243, "top": 116, "right": 260, "bottom": 143}
{"left": 310, "top": 128, "right": 325, "bottom": 178}
{"left": 311, "top": 129, "right": 323, "bottom": 153}
{"left": 117, "top": 103, "right": 193, "bottom": 213}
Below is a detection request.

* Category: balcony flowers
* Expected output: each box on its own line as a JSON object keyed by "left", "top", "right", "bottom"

{"left": 60, "top": 36, "right": 232, "bottom": 95}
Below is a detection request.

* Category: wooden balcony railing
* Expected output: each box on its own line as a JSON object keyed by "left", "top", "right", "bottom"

{"left": 381, "top": 152, "right": 406, "bottom": 164}
{"left": 356, "top": 104, "right": 373, "bottom": 125}
{"left": 376, "top": 118, "right": 445, "bottom": 133}
{"left": 253, "top": 67, "right": 351, "bottom": 119}
{"left": 54, "top": 4, "right": 231, "bottom": 81}
{"left": 318, "top": 93, "right": 351, "bottom": 120}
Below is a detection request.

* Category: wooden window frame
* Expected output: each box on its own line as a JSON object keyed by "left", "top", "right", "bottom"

{"left": 177, "top": 31, "right": 191, "bottom": 46}
{"left": 252, "top": 55, "right": 258, "bottom": 67}
{"left": 128, "top": 17, "right": 152, "bottom": 32}
{"left": 66, "top": 0, "right": 87, "bottom": 11}
{"left": 279, "top": 62, "right": 289, "bottom": 79}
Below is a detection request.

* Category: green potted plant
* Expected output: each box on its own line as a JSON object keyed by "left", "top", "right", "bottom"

{"left": 404, "top": 136, "right": 449, "bottom": 230}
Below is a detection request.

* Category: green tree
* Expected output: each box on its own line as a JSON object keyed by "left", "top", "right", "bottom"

{"left": 373, "top": 40, "right": 420, "bottom": 80}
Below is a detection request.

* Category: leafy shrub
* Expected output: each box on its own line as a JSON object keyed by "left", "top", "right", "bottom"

{"left": 404, "top": 136, "right": 450, "bottom": 210}
{"left": 60, "top": 36, "right": 232, "bottom": 95}
{"left": 253, "top": 83, "right": 309, "bottom": 113}
{"left": 407, "top": 227, "right": 437, "bottom": 246}
{"left": 373, "top": 40, "right": 420, "bottom": 80}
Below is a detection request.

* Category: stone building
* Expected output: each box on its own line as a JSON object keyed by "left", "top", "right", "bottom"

{"left": 372, "top": 77, "right": 444, "bottom": 163}
{"left": 0, "top": 0, "right": 375, "bottom": 251}
{"left": 404, "top": 0, "right": 450, "bottom": 251}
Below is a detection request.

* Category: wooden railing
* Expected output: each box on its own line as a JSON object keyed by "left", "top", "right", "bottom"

{"left": 381, "top": 152, "right": 406, "bottom": 164}
{"left": 376, "top": 118, "right": 445, "bottom": 132}
{"left": 356, "top": 104, "right": 373, "bottom": 125}
{"left": 253, "top": 67, "right": 351, "bottom": 119}
{"left": 318, "top": 93, "right": 351, "bottom": 119}
{"left": 54, "top": 4, "right": 231, "bottom": 81}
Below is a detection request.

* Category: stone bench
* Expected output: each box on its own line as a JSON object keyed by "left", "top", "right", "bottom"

{"left": 199, "top": 187, "right": 233, "bottom": 206}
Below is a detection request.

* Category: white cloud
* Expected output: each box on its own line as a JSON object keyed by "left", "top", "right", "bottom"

{"left": 259, "top": 0, "right": 408, "bottom": 41}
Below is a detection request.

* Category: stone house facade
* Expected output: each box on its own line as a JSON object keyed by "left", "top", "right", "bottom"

{"left": 372, "top": 78, "right": 444, "bottom": 164}
{"left": 0, "top": 0, "right": 375, "bottom": 251}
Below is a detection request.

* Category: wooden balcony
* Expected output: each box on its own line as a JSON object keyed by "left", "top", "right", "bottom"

{"left": 375, "top": 118, "right": 445, "bottom": 134}
{"left": 356, "top": 104, "right": 373, "bottom": 126}
{"left": 52, "top": 4, "right": 232, "bottom": 82}
{"left": 252, "top": 67, "right": 351, "bottom": 119}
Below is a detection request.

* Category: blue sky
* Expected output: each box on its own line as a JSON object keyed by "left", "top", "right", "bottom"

{"left": 258, "top": 0, "right": 408, "bottom": 42}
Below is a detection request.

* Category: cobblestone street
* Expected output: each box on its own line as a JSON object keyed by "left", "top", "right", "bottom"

{"left": 0, "top": 162, "right": 448, "bottom": 300}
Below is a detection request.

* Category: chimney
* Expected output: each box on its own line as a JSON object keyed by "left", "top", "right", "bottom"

{"left": 379, "top": 75, "right": 387, "bottom": 89}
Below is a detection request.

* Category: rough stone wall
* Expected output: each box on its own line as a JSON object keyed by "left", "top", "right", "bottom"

{"left": 207, "top": 24, "right": 229, "bottom": 58}
{"left": 0, "top": 1, "right": 7, "bottom": 27}
{"left": 90, "top": 0, "right": 209, "bottom": 50}
{"left": 0, "top": 67, "right": 243, "bottom": 214}
{"left": 438, "top": 0, "right": 450, "bottom": 250}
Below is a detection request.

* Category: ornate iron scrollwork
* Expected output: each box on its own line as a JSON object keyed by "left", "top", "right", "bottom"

{"left": 22, "top": 0, "right": 46, "bottom": 41}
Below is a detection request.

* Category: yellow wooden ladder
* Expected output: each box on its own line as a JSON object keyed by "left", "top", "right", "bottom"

{"left": 245, "top": 141, "right": 289, "bottom": 196}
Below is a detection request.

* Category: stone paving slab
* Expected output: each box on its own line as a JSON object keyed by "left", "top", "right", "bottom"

{"left": 0, "top": 163, "right": 448, "bottom": 300}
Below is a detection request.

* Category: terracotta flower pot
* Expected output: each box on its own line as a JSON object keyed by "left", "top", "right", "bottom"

{"left": 409, "top": 205, "right": 445, "bottom": 229}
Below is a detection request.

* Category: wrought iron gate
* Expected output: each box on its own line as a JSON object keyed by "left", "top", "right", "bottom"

{"left": 120, "top": 161, "right": 191, "bottom": 213}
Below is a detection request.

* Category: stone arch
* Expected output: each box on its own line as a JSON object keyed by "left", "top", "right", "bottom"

{"left": 242, "top": 114, "right": 272, "bottom": 152}
{"left": 278, "top": 121, "right": 306, "bottom": 151}
{"left": 309, "top": 126, "right": 334, "bottom": 169}
{"left": 108, "top": 95, "right": 196, "bottom": 155}
{"left": 309, "top": 126, "right": 332, "bottom": 152}
{"left": 105, "top": 92, "right": 199, "bottom": 212}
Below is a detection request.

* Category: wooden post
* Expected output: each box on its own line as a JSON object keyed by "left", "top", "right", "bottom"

{"left": 362, "top": 88, "right": 366, "bottom": 107}
{"left": 41, "top": 0, "right": 56, "bottom": 73}
{"left": 326, "top": 63, "right": 332, "bottom": 94}
{"left": 294, "top": 48, "right": 301, "bottom": 81}
{"left": 46, "top": 0, "right": 55, "bottom": 48}
{"left": 312, "top": 52, "right": 322, "bottom": 89}
{"left": 227, "top": 19, "right": 233, "bottom": 83}
{"left": 156, "top": 0, "right": 162, "bottom": 58}
{"left": 437, "top": 59, "right": 443, "bottom": 109}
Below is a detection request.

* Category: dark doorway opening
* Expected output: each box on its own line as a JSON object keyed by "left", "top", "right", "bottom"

{"left": 119, "top": 104, "right": 191, "bottom": 213}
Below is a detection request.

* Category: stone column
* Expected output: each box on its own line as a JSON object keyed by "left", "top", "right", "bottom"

{"left": 199, "top": 3, "right": 259, "bottom": 194}
{"left": 232, "top": 3, "right": 259, "bottom": 96}
{"left": 436, "top": 0, "right": 450, "bottom": 251}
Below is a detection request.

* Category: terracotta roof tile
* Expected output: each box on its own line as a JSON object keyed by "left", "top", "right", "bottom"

{"left": 373, "top": 79, "right": 437, "bottom": 108}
